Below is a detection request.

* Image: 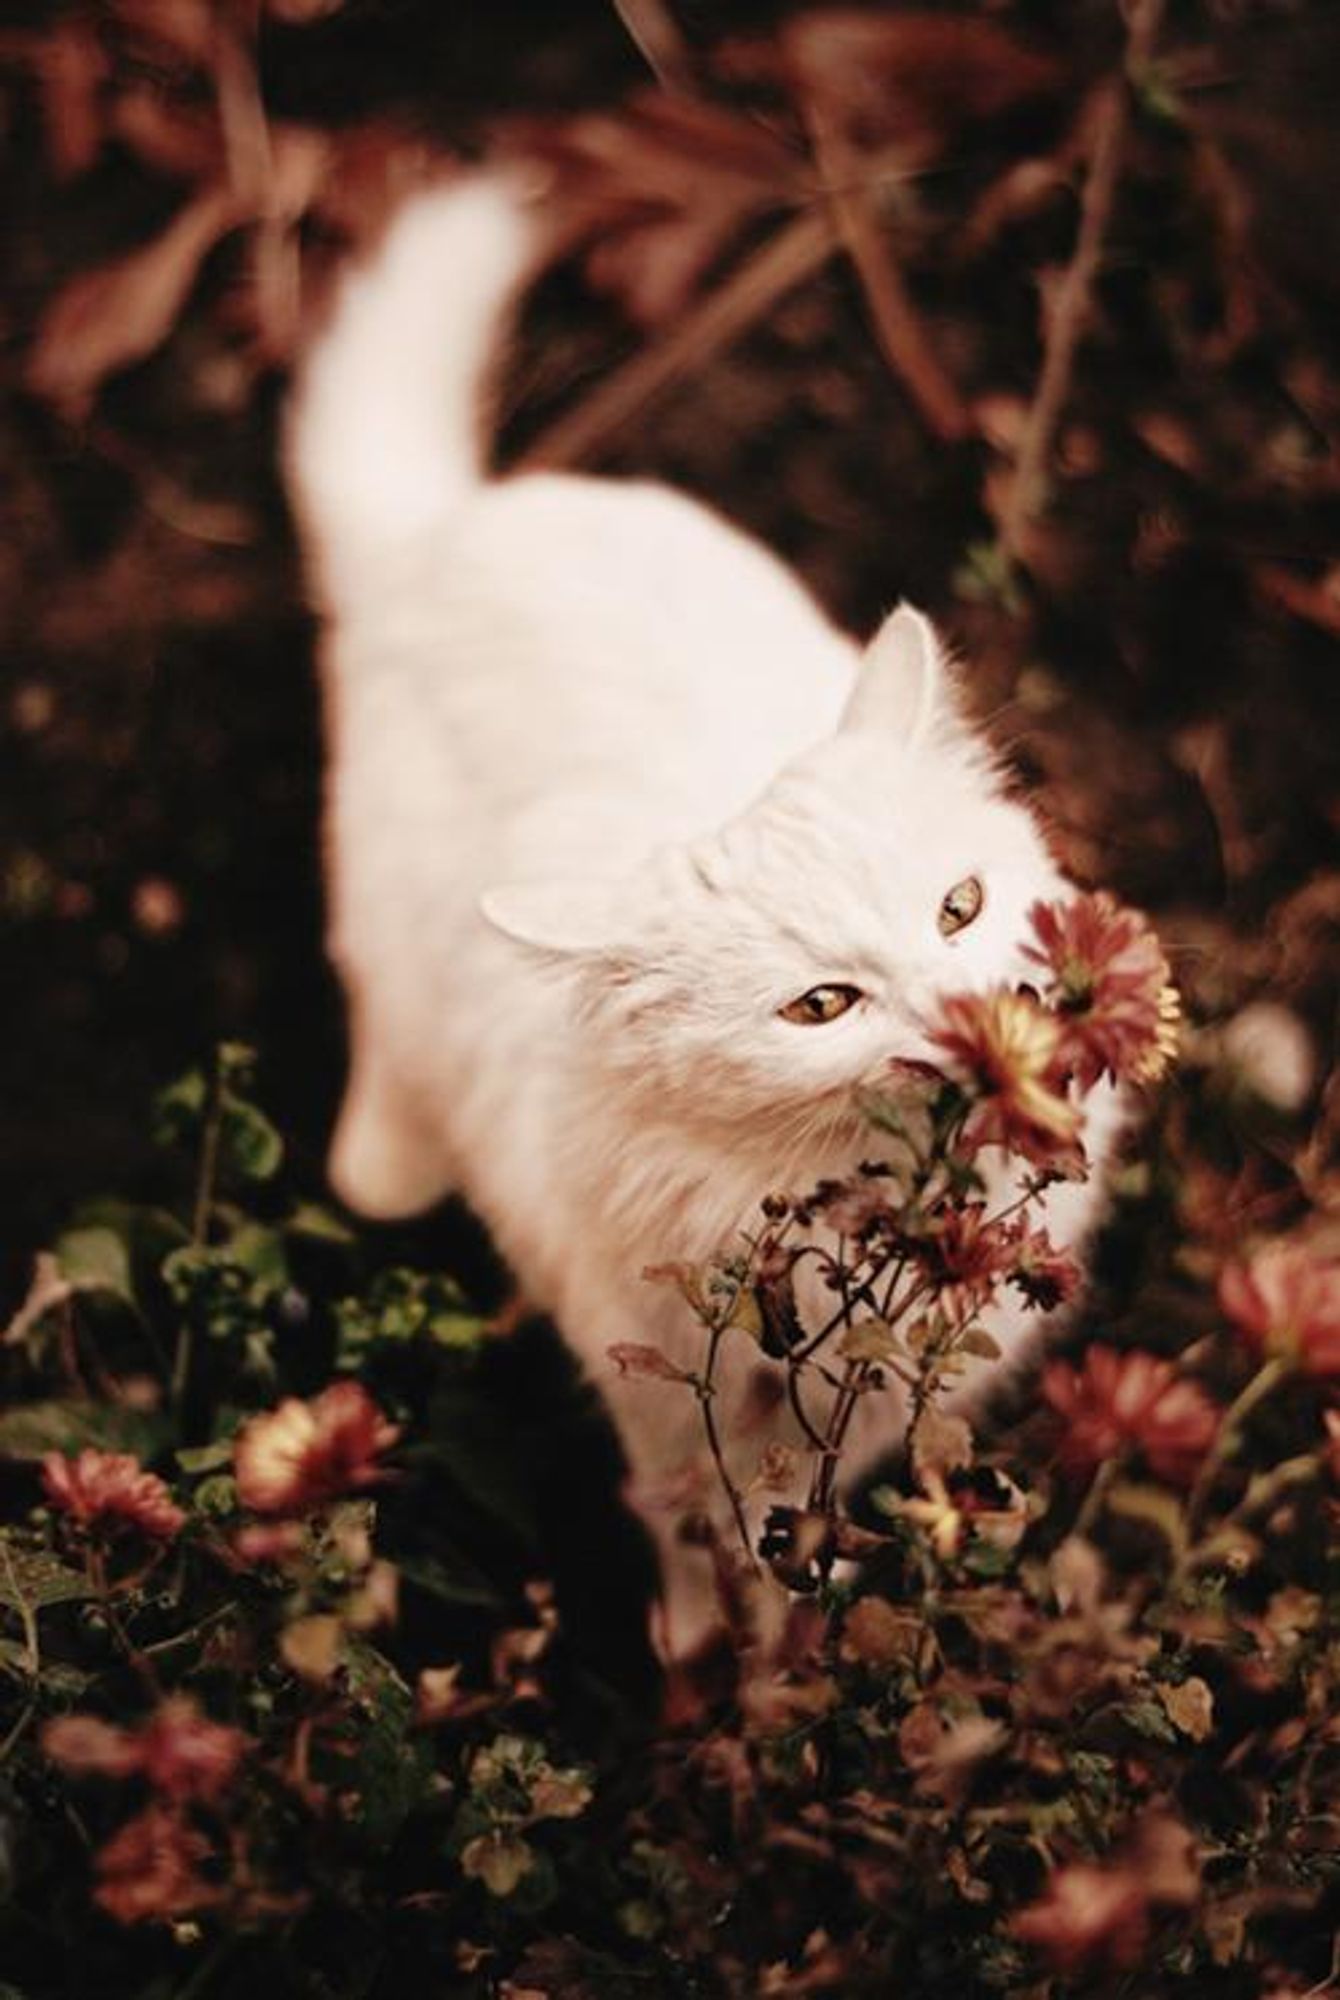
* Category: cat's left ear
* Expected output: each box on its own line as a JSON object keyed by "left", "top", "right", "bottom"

{"left": 479, "top": 878, "right": 625, "bottom": 956}
{"left": 839, "top": 603, "right": 944, "bottom": 746}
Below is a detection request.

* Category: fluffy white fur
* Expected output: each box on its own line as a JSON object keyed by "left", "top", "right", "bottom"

{"left": 288, "top": 175, "right": 1118, "bottom": 1652}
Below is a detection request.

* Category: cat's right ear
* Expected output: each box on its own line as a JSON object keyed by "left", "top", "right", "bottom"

{"left": 479, "top": 879, "right": 624, "bottom": 956}
{"left": 840, "top": 602, "right": 942, "bottom": 746}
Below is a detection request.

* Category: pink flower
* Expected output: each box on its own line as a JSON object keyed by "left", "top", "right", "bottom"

{"left": 1042, "top": 1346, "right": 1219, "bottom": 1487}
{"left": 1013, "top": 1862, "right": 1148, "bottom": 1974}
{"left": 1219, "top": 1240, "right": 1340, "bottom": 1378}
{"left": 233, "top": 1380, "right": 400, "bottom": 1514}
{"left": 1025, "top": 891, "right": 1180, "bottom": 1088}
{"left": 93, "top": 1806, "right": 216, "bottom": 1925}
{"left": 932, "top": 989, "right": 1083, "bottom": 1166}
{"left": 44, "top": 1696, "right": 248, "bottom": 1805}
{"left": 41, "top": 1450, "right": 185, "bottom": 1540}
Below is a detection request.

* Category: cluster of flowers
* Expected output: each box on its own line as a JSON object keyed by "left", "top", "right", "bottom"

{"left": 38, "top": 1380, "right": 403, "bottom": 1925}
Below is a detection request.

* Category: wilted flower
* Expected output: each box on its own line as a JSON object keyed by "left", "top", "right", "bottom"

{"left": 233, "top": 1380, "right": 400, "bottom": 1514}
{"left": 93, "top": 1806, "right": 217, "bottom": 1925}
{"left": 1012, "top": 1861, "right": 1148, "bottom": 1973}
{"left": 45, "top": 1697, "right": 248, "bottom": 1804}
{"left": 1219, "top": 1240, "right": 1340, "bottom": 1377}
{"left": 42, "top": 1449, "right": 185, "bottom": 1540}
{"left": 1042, "top": 1346, "right": 1219, "bottom": 1486}
{"left": 1008, "top": 1225, "right": 1082, "bottom": 1311}
{"left": 1025, "top": 891, "right": 1180, "bottom": 1087}
{"left": 932, "top": 989, "right": 1082, "bottom": 1165}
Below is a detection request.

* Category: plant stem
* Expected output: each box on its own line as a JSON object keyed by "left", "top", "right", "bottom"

{"left": 697, "top": 1324, "right": 757, "bottom": 1568}
{"left": 1184, "top": 1355, "right": 1290, "bottom": 1534}
{"left": 174, "top": 1046, "right": 226, "bottom": 1411}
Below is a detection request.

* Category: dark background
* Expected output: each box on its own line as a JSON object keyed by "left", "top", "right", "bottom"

{"left": 3, "top": 0, "right": 1337, "bottom": 1292}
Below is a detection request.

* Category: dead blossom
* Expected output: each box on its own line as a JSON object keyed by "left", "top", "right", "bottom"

{"left": 1042, "top": 1346, "right": 1220, "bottom": 1487}
{"left": 931, "top": 987, "right": 1083, "bottom": 1165}
{"left": 1025, "top": 890, "right": 1181, "bottom": 1088}
{"left": 1218, "top": 1240, "right": 1340, "bottom": 1378}
{"left": 233, "top": 1379, "right": 401, "bottom": 1514}
{"left": 41, "top": 1448, "right": 185, "bottom": 1540}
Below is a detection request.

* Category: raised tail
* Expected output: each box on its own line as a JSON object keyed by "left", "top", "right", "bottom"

{"left": 287, "top": 172, "right": 534, "bottom": 610}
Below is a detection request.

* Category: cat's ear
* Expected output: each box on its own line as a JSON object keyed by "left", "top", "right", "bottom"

{"left": 840, "top": 603, "right": 943, "bottom": 746}
{"left": 480, "top": 878, "right": 624, "bottom": 956}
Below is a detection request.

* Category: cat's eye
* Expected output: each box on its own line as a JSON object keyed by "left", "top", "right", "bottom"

{"left": 778, "top": 983, "right": 864, "bottom": 1026}
{"left": 937, "top": 874, "right": 984, "bottom": 938}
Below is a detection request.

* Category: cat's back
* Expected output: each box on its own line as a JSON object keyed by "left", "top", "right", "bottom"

{"left": 332, "top": 466, "right": 858, "bottom": 870}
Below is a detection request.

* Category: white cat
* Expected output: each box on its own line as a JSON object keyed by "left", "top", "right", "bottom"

{"left": 288, "top": 174, "right": 1117, "bottom": 1653}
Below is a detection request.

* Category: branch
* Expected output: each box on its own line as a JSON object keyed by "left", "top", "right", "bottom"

{"left": 998, "top": 0, "right": 1166, "bottom": 563}
{"left": 518, "top": 207, "right": 833, "bottom": 469}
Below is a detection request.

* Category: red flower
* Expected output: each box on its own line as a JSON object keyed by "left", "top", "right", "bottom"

{"left": 1025, "top": 891, "right": 1180, "bottom": 1089}
{"left": 1009, "top": 1225, "right": 1082, "bottom": 1312}
{"left": 41, "top": 1450, "right": 185, "bottom": 1541}
{"left": 1042, "top": 1346, "right": 1219, "bottom": 1487}
{"left": 93, "top": 1805, "right": 216, "bottom": 1926}
{"left": 932, "top": 989, "right": 1083, "bottom": 1166}
{"left": 1013, "top": 1862, "right": 1148, "bottom": 1974}
{"left": 912, "top": 1203, "right": 1017, "bottom": 1324}
{"left": 1219, "top": 1240, "right": 1340, "bottom": 1378}
{"left": 44, "top": 1696, "right": 248, "bottom": 1804}
{"left": 233, "top": 1380, "right": 400, "bottom": 1515}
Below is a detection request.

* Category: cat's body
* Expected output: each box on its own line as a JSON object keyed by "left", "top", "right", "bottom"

{"left": 289, "top": 175, "right": 1118, "bottom": 1651}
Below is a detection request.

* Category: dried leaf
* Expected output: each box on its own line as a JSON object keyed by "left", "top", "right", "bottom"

{"left": 781, "top": 10, "right": 1065, "bottom": 166}
{"left": 27, "top": 184, "right": 243, "bottom": 411}
{"left": 607, "top": 1342, "right": 692, "bottom": 1383}
{"left": 280, "top": 1612, "right": 343, "bottom": 1682}
{"left": 36, "top": 18, "right": 108, "bottom": 181}
{"left": 1157, "top": 1676, "right": 1215, "bottom": 1743}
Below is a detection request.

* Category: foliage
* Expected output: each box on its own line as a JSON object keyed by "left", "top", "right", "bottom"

{"left": 3, "top": 1, "right": 1339, "bottom": 1995}
{"left": 3, "top": 877, "right": 1339, "bottom": 2000}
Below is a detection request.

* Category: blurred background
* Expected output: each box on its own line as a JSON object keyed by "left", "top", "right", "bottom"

{"left": 2, "top": 0, "right": 1337, "bottom": 1281}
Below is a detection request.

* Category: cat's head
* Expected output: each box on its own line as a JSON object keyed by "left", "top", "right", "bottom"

{"left": 482, "top": 607, "right": 1066, "bottom": 1152}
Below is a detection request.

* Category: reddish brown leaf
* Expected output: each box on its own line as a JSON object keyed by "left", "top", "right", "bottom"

{"left": 35, "top": 17, "right": 108, "bottom": 181}
{"left": 111, "top": 83, "right": 222, "bottom": 182}
{"left": 27, "top": 185, "right": 243, "bottom": 410}
{"left": 782, "top": 10, "right": 1066, "bottom": 166}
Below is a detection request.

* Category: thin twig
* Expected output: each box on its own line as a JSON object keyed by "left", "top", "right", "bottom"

{"left": 698, "top": 1324, "right": 758, "bottom": 1567}
{"left": 805, "top": 100, "right": 970, "bottom": 442}
{"left": 999, "top": 0, "right": 1166, "bottom": 562}
{"left": 519, "top": 206, "right": 833, "bottom": 470}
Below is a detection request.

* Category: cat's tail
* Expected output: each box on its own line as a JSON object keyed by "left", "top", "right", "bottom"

{"left": 287, "top": 171, "right": 534, "bottom": 610}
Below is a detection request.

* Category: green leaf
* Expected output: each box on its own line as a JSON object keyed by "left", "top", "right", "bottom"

{"left": 1105, "top": 1479, "right": 1189, "bottom": 1562}
{"left": 221, "top": 1099, "right": 284, "bottom": 1183}
{"left": 54, "top": 1226, "right": 133, "bottom": 1303}
{"left": 343, "top": 1639, "right": 437, "bottom": 1848}
{"left": 1117, "top": 1696, "right": 1179, "bottom": 1744}
{"left": 175, "top": 1440, "right": 235, "bottom": 1476}
{"left": 396, "top": 1549, "right": 504, "bottom": 1612}
{"left": 0, "top": 1537, "right": 91, "bottom": 1611}
{"left": 225, "top": 1223, "right": 289, "bottom": 1287}
{"left": 0, "top": 1399, "right": 162, "bottom": 1463}
{"left": 287, "top": 1202, "right": 358, "bottom": 1247}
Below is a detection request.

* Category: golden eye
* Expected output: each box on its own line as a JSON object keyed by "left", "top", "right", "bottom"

{"left": 938, "top": 874, "right": 984, "bottom": 937}
{"left": 778, "top": 983, "right": 864, "bottom": 1026}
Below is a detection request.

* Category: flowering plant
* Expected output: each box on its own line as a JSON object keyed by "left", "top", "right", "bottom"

{"left": 2, "top": 892, "right": 1338, "bottom": 1999}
